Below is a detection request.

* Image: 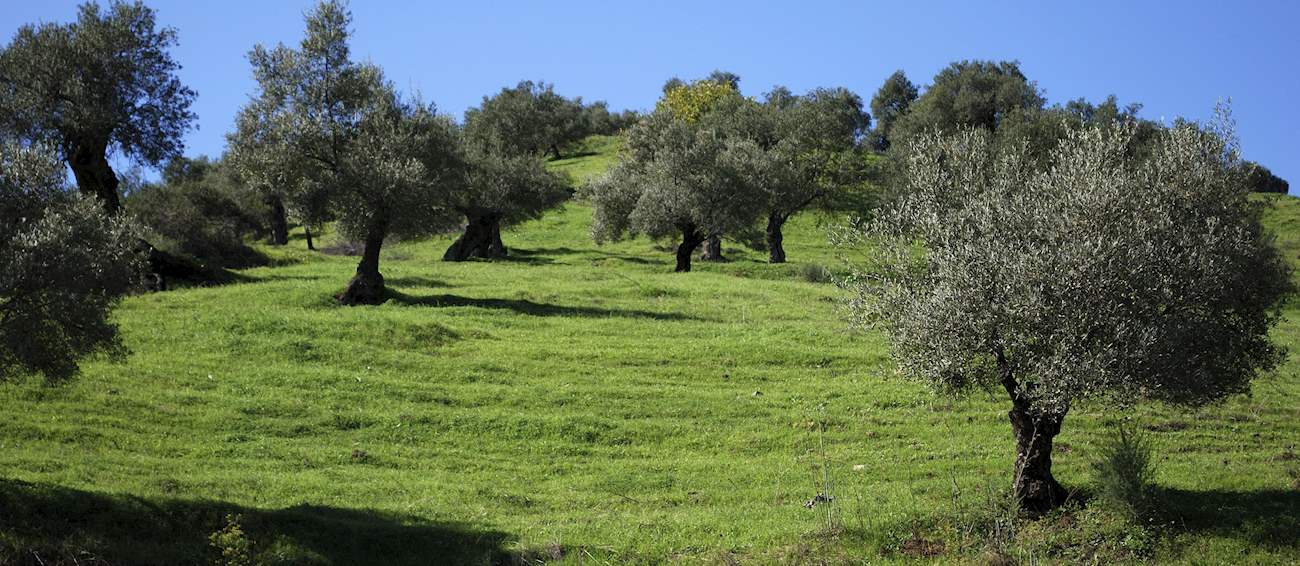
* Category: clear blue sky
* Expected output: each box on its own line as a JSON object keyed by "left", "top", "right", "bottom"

{"left": 4, "top": 0, "right": 1297, "bottom": 191}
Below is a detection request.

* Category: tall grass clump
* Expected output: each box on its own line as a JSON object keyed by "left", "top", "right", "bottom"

{"left": 1091, "top": 423, "right": 1157, "bottom": 521}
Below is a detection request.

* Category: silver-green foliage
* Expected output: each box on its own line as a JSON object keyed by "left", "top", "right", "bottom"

{"left": 843, "top": 119, "right": 1291, "bottom": 414}
{"left": 586, "top": 110, "right": 760, "bottom": 244}
{"left": 226, "top": 0, "right": 459, "bottom": 243}
{"left": 0, "top": 1, "right": 196, "bottom": 166}
{"left": 1, "top": 142, "right": 142, "bottom": 382}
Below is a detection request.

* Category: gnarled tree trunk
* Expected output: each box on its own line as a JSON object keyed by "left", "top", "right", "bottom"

{"left": 675, "top": 224, "right": 706, "bottom": 273}
{"left": 701, "top": 233, "right": 725, "bottom": 262}
{"left": 1010, "top": 405, "right": 1069, "bottom": 514}
{"left": 337, "top": 216, "right": 388, "bottom": 305}
{"left": 67, "top": 137, "right": 121, "bottom": 213}
{"left": 266, "top": 194, "right": 289, "bottom": 246}
{"left": 443, "top": 212, "right": 507, "bottom": 261}
{"left": 304, "top": 224, "right": 315, "bottom": 251}
{"left": 998, "top": 348, "right": 1069, "bottom": 514}
{"left": 766, "top": 213, "right": 787, "bottom": 263}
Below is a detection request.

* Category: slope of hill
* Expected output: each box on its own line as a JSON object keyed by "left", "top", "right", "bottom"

{"left": 1, "top": 141, "right": 1298, "bottom": 564}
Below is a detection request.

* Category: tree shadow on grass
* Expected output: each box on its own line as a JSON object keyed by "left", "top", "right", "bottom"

{"left": 383, "top": 275, "right": 451, "bottom": 288}
{"left": 1157, "top": 487, "right": 1300, "bottom": 551}
{"left": 0, "top": 478, "right": 514, "bottom": 565}
{"left": 384, "top": 290, "right": 703, "bottom": 321}
{"left": 508, "top": 246, "right": 660, "bottom": 266}
{"left": 550, "top": 150, "right": 599, "bottom": 161}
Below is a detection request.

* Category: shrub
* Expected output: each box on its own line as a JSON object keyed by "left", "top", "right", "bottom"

{"left": 1091, "top": 424, "right": 1157, "bottom": 521}
{"left": 209, "top": 514, "right": 253, "bottom": 566}
{"left": 801, "top": 263, "right": 834, "bottom": 284}
{"left": 2, "top": 142, "right": 143, "bottom": 382}
{"left": 126, "top": 166, "right": 266, "bottom": 273}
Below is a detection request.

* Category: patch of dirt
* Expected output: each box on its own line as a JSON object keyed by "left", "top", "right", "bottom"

{"left": 900, "top": 537, "right": 945, "bottom": 558}
{"left": 320, "top": 240, "right": 363, "bottom": 256}
{"left": 1145, "top": 421, "right": 1189, "bottom": 433}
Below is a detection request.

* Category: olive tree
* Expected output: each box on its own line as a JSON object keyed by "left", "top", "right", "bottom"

{"left": 1, "top": 141, "right": 143, "bottom": 382}
{"left": 868, "top": 70, "right": 918, "bottom": 151}
{"left": 463, "top": 80, "right": 587, "bottom": 160}
{"left": 0, "top": 0, "right": 196, "bottom": 212}
{"left": 1240, "top": 161, "right": 1289, "bottom": 194}
{"left": 228, "top": 0, "right": 460, "bottom": 304}
{"left": 440, "top": 147, "right": 569, "bottom": 261}
{"left": 729, "top": 86, "right": 870, "bottom": 263}
{"left": 889, "top": 60, "right": 1043, "bottom": 147}
{"left": 442, "top": 89, "right": 572, "bottom": 262}
{"left": 842, "top": 119, "right": 1291, "bottom": 513}
{"left": 650, "top": 75, "right": 755, "bottom": 261}
{"left": 332, "top": 92, "right": 461, "bottom": 304}
{"left": 585, "top": 110, "right": 761, "bottom": 272}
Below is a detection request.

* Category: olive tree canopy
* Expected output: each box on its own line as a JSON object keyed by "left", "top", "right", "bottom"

{"left": 842, "top": 118, "right": 1291, "bottom": 512}
{"left": 585, "top": 106, "right": 762, "bottom": 272}
{"left": 463, "top": 80, "right": 587, "bottom": 160}
{"left": 868, "top": 70, "right": 918, "bottom": 151}
{"left": 1, "top": 141, "right": 143, "bottom": 382}
{"left": 0, "top": 0, "right": 196, "bottom": 212}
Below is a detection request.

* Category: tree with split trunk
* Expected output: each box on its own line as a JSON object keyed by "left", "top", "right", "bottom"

{"left": 441, "top": 147, "right": 569, "bottom": 261}
{"left": 584, "top": 110, "right": 761, "bottom": 272}
{"left": 0, "top": 1, "right": 197, "bottom": 213}
{"left": 442, "top": 89, "right": 571, "bottom": 262}
{"left": 841, "top": 116, "right": 1291, "bottom": 514}
{"left": 1, "top": 140, "right": 143, "bottom": 382}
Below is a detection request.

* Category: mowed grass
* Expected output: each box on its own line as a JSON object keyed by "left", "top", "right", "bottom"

{"left": 2, "top": 150, "right": 1299, "bottom": 563}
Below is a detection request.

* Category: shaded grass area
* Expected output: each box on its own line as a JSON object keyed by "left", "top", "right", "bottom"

{"left": 0, "top": 479, "right": 511, "bottom": 565}
{"left": 1, "top": 150, "right": 1299, "bottom": 562}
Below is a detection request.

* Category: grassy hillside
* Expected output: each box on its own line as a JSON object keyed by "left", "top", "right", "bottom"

{"left": 547, "top": 135, "right": 623, "bottom": 186}
{"left": 1, "top": 146, "right": 1298, "bottom": 564}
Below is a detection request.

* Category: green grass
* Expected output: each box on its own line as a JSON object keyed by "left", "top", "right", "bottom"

{"left": 1, "top": 145, "right": 1298, "bottom": 564}
{"left": 547, "top": 134, "right": 622, "bottom": 186}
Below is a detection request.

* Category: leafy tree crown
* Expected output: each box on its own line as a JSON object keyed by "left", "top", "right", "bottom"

{"left": 843, "top": 118, "right": 1291, "bottom": 414}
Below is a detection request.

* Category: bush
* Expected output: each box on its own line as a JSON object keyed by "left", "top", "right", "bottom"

{"left": 801, "top": 263, "right": 834, "bottom": 284}
{"left": 126, "top": 162, "right": 267, "bottom": 273}
{"left": 2, "top": 142, "right": 144, "bottom": 382}
{"left": 1091, "top": 423, "right": 1157, "bottom": 521}
{"left": 209, "top": 514, "right": 253, "bottom": 566}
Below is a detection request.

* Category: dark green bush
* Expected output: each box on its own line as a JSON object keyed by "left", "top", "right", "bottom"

{"left": 126, "top": 158, "right": 267, "bottom": 273}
